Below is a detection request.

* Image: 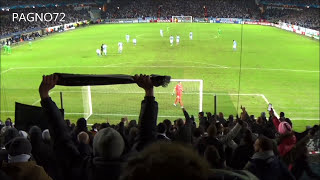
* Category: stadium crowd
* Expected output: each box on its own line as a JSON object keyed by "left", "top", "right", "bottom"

{"left": 1, "top": 0, "right": 319, "bottom": 39}
{"left": 0, "top": 74, "right": 319, "bottom": 180}
{"left": 261, "top": 0, "right": 320, "bottom": 6}
{"left": 105, "top": 0, "right": 256, "bottom": 19}
{"left": 0, "top": 0, "right": 95, "bottom": 7}
{"left": 263, "top": 7, "right": 320, "bottom": 30}
{"left": 0, "top": 7, "right": 90, "bottom": 37}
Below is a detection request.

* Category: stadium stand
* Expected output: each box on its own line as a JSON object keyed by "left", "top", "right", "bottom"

{"left": 0, "top": 74, "right": 319, "bottom": 180}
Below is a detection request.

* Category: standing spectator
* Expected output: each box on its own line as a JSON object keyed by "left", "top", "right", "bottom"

{"left": 245, "top": 136, "right": 295, "bottom": 180}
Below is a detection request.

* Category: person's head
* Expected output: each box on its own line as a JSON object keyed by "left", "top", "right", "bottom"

{"left": 29, "top": 126, "right": 42, "bottom": 142}
{"left": 93, "top": 127, "right": 124, "bottom": 159}
{"left": 76, "top": 118, "right": 87, "bottom": 131}
{"left": 42, "top": 129, "right": 51, "bottom": 142}
{"left": 261, "top": 112, "right": 266, "bottom": 118}
{"left": 4, "top": 128, "right": 19, "bottom": 145}
{"left": 6, "top": 137, "right": 32, "bottom": 157}
{"left": 278, "top": 121, "right": 292, "bottom": 135}
{"left": 254, "top": 136, "right": 273, "bottom": 152}
{"left": 121, "top": 142, "right": 209, "bottom": 180}
{"left": 218, "top": 112, "right": 223, "bottom": 118}
{"left": 193, "top": 128, "right": 203, "bottom": 138}
{"left": 242, "top": 129, "right": 253, "bottom": 145}
{"left": 207, "top": 123, "right": 217, "bottom": 137}
{"left": 92, "top": 123, "right": 98, "bottom": 131}
{"left": 256, "top": 117, "right": 263, "bottom": 125}
{"left": 129, "top": 120, "right": 137, "bottom": 128}
{"left": 129, "top": 127, "right": 139, "bottom": 139}
{"left": 5, "top": 119, "right": 11, "bottom": 127}
{"left": 228, "top": 115, "right": 234, "bottom": 122}
{"left": 157, "top": 123, "right": 167, "bottom": 134}
{"left": 18, "top": 130, "right": 28, "bottom": 139}
{"left": 176, "top": 118, "right": 184, "bottom": 129}
{"left": 233, "top": 40, "right": 235, "bottom": 42}
{"left": 163, "top": 119, "right": 172, "bottom": 131}
{"left": 65, "top": 119, "right": 71, "bottom": 127}
{"left": 280, "top": 112, "right": 285, "bottom": 118}
{"left": 199, "top": 112, "right": 204, "bottom": 118}
{"left": 78, "top": 131, "right": 90, "bottom": 145}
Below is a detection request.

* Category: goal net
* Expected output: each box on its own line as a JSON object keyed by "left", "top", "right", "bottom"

{"left": 172, "top": 16, "right": 193, "bottom": 23}
{"left": 79, "top": 79, "right": 202, "bottom": 121}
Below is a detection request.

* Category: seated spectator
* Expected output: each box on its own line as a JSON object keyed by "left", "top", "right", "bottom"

{"left": 244, "top": 136, "right": 295, "bottom": 180}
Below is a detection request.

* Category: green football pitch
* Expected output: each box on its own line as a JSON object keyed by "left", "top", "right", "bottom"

{"left": 1, "top": 23, "right": 319, "bottom": 132}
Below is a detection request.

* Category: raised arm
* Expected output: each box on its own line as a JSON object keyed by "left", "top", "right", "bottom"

{"left": 134, "top": 74, "right": 158, "bottom": 151}
{"left": 39, "top": 75, "right": 82, "bottom": 162}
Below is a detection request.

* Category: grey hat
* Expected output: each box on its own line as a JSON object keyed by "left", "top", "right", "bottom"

{"left": 42, "top": 129, "right": 51, "bottom": 141}
{"left": 7, "top": 137, "right": 32, "bottom": 156}
{"left": 93, "top": 127, "right": 124, "bottom": 159}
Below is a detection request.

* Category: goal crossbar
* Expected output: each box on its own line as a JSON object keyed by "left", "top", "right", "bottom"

{"left": 82, "top": 78, "right": 203, "bottom": 119}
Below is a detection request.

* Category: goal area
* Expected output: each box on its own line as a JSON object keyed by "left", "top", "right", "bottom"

{"left": 77, "top": 79, "right": 203, "bottom": 120}
{"left": 172, "top": 16, "right": 193, "bottom": 23}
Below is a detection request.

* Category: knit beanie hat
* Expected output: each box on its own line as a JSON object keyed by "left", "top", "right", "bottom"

{"left": 278, "top": 121, "right": 292, "bottom": 134}
{"left": 42, "top": 129, "right": 51, "bottom": 141}
{"left": 7, "top": 137, "right": 32, "bottom": 156}
{"left": 93, "top": 127, "right": 124, "bottom": 159}
{"left": 18, "top": 130, "right": 28, "bottom": 139}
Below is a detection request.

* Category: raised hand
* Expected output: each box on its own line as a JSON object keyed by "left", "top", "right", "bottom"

{"left": 39, "top": 74, "right": 58, "bottom": 99}
{"left": 133, "top": 74, "right": 154, "bottom": 96}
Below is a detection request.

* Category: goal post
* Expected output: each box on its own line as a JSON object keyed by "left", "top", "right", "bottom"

{"left": 80, "top": 79, "right": 203, "bottom": 120}
{"left": 172, "top": 16, "right": 193, "bottom": 23}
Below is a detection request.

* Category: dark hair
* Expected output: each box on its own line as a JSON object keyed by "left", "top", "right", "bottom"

{"left": 157, "top": 123, "right": 166, "bottom": 134}
{"left": 258, "top": 136, "right": 273, "bottom": 151}
{"left": 243, "top": 129, "right": 253, "bottom": 144}
{"left": 163, "top": 119, "right": 172, "bottom": 130}
{"left": 176, "top": 118, "right": 184, "bottom": 128}
{"left": 207, "top": 123, "right": 217, "bottom": 137}
{"left": 121, "top": 142, "right": 209, "bottom": 180}
{"left": 199, "top": 112, "right": 204, "bottom": 116}
{"left": 280, "top": 112, "right": 285, "bottom": 117}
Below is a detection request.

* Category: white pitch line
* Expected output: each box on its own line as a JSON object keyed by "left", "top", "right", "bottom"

{"left": 31, "top": 91, "right": 56, "bottom": 105}
{"left": 260, "top": 94, "right": 279, "bottom": 118}
{"left": 1, "top": 65, "right": 318, "bottom": 75}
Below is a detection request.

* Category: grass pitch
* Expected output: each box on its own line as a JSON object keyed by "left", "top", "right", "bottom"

{"left": 1, "top": 23, "right": 319, "bottom": 131}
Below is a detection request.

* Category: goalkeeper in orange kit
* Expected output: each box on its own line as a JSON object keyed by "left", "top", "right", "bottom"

{"left": 172, "top": 82, "right": 184, "bottom": 108}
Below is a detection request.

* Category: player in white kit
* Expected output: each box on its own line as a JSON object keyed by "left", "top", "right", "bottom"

{"left": 233, "top": 40, "right": 237, "bottom": 51}
{"left": 176, "top": 35, "right": 180, "bottom": 44}
{"left": 126, "top": 34, "right": 130, "bottom": 43}
{"left": 189, "top": 32, "right": 193, "bottom": 40}
{"left": 118, "top": 42, "right": 123, "bottom": 53}
{"left": 96, "top": 49, "right": 101, "bottom": 56}
{"left": 170, "top": 35, "right": 174, "bottom": 46}
{"left": 160, "top": 29, "right": 163, "bottom": 37}
{"left": 133, "top": 39, "right": 137, "bottom": 45}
